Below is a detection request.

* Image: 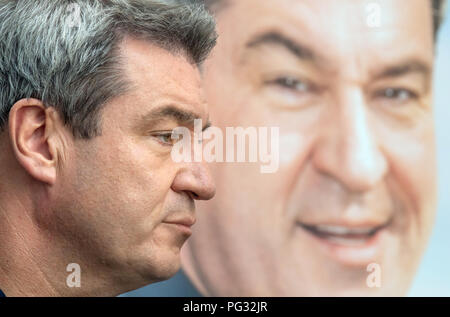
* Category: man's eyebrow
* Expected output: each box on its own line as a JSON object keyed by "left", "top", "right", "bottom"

{"left": 140, "top": 105, "right": 210, "bottom": 130}
{"left": 246, "top": 31, "right": 318, "bottom": 62}
{"left": 372, "top": 60, "right": 432, "bottom": 80}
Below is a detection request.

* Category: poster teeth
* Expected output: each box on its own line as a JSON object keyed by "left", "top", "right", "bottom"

{"left": 315, "top": 226, "right": 373, "bottom": 236}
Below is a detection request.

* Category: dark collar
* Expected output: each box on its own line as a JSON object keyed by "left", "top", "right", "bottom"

{"left": 120, "top": 269, "right": 202, "bottom": 297}
{"left": 0, "top": 288, "right": 5, "bottom": 297}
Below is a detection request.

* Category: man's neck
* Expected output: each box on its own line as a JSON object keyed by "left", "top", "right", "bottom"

{"left": 0, "top": 200, "right": 126, "bottom": 297}
{"left": 0, "top": 206, "right": 61, "bottom": 296}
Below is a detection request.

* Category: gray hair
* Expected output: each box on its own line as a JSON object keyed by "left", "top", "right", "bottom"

{"left": 204, "top": 0, "right": 447, "bottom": 39}
{"left": 0, "top": 0, "right": 217, "bottom": 138}
{"left": 433, "top": 0, "right": 447, "bottom": 38}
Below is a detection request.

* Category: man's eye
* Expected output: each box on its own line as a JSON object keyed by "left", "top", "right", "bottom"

{"left": 152, "top": 131, "right": 178, "bottom": 146}
{"left": 375, "top": 88, "right": 418, "bottom": 102}
{"left": 267, "top": 76, "right": 311, "bottom": 92}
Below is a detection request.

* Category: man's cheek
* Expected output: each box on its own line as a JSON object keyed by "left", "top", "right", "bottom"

{"left": 379, "top": 126, "right": 436, "bottom": 203}
{"left": 279, "top": 132, "right": 305, "bottom": 166}
{"left": 385, "top": 149, "right": 436, "bottom": 252}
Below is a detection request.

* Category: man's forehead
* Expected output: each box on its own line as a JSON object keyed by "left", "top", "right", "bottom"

{"left": 225, "top": 0, "right": 433, "bottom": 50}
{"left": 121, "top": 37, "right": 199, "bottom": 85}
{"left": 226, "top": 0, "right": 433, "bottom": 76}
{"left": 118, "top": 37, "right": 207, "bottom": 113}
{"left": 95, "top": 37, "right": 209, "bottom": 131}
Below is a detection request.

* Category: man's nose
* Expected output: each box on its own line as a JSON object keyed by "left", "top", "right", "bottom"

{"left": 171, "top": 161, "right": 216, "bottom": 201}
{"left": 312, "top": 87, "right": 388, "bottom": 193}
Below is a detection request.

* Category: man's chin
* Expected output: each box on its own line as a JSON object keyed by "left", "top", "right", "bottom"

{"left": 303, "top": 262, "right": 413, "bottom": 296}
{"left": 147, "top": 255, "right": 181, "bottom": 280}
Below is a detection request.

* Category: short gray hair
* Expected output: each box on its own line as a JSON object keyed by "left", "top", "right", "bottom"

{"left": 0, "top": 0, "right": 217, "bottom": 138}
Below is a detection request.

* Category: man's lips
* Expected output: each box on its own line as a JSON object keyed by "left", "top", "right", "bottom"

{"left": 163, "top": 216, "right": 196, "bottom": 233}
{"left": 299, "top": 223, "right": 386, "bottom": 246}
{"left": 296, "top": 219, "right": 392, "bottom": 266}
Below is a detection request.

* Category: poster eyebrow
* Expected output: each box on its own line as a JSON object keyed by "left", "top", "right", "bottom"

{"left": 246, "top": 31, "right": 319, "bottom": 62}
{"left": 372, "top": 60, "right": 431, "bottom": 80}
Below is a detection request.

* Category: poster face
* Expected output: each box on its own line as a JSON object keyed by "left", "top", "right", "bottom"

{"left": 0, "top": 0, "right": 448, "bottom": 299}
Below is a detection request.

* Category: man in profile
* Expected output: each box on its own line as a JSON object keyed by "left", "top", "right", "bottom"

{"left": 0, "top": 0, "right": 216, "bottom": 296}
{"left": 128, "top": 0, "right": 447, "bottom": 296}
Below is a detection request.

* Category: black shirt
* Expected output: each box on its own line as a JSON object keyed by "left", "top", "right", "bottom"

{"left": 0, "top": 288, "right": 5, "bottom": 297}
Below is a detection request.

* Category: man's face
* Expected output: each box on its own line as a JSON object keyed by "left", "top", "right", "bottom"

{"left": 51, "top": 38, "right": 215, "bottom": 288}
{"left": 184, "top": 0, "right": 436, "bottom": 296}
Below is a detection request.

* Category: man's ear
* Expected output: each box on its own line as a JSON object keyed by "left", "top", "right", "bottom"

{"left": 8, "top": 98, "right": 64, "bottom": 185}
